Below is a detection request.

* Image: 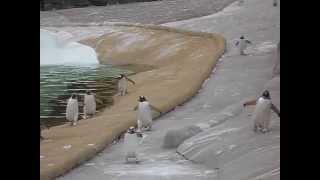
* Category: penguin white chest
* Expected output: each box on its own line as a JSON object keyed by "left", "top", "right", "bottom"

{"left": 84, "top": 94, "right": 96, "bottom": 114}
{"left": 119, "top": 78, "right": 127, "bottom": 90}
{"left": 239, "top": 39, "right": 247, "bottom": 51}
{"left": 123, "top": 133, "right": 140, "bottom": 153}
{"left": 138, "top": 102, "right": 152, "bottom": 125}
{"left": 66, "top": 98, "right": 79, "bottom": 121}
{"left": 252, "top": 98, "right": 271, "bottom": 124}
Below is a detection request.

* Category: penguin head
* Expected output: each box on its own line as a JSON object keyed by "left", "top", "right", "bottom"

{"left": 138, "top": 96, "right": 146, "bottom": 102}
{"left": 128, "top": 126, "right": 135, "bottom": 134}
{"left": 71, "top": 93, "right": 77, "bottom": 99}
{"left": 240, "top": 36, "right": 244, "bottom": 39}
{"left": 86, "top": 90, "right": 92, "bottom": 95}
{"left": 262, "top": 90, "right": 270, "bottom": 99}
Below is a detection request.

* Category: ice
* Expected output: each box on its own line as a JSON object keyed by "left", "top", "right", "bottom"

{"left": 40, "top": 29, "right": 98, "bottom": 66}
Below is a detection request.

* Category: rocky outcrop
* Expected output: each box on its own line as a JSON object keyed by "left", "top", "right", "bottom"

{"left": 41, "top": 0, "right": 161, "bottom": 10}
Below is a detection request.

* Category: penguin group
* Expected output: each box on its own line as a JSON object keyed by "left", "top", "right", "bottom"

{"left": 41, "top": 0, "right": 280, "bottom": 164}
{"left": 66, "top": 90, "right": 97, "bottom": 126}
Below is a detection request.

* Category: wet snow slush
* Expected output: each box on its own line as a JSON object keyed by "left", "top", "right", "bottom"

{"left": 57, "top": 0, "right": 280, "bottom": 179}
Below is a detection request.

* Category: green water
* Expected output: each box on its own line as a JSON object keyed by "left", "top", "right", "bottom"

{"left": 40, "top": 64, "right": 132, "bottom": 127}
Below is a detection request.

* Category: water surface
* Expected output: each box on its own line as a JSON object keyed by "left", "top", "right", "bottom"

{"left": 40, "top": 64, "right": 132, "bottom": 127}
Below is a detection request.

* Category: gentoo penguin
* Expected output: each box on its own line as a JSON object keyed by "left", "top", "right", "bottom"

{"left": 114, "top": 74, "right": 135, "bottom": 96}
{"left": 83, "top": 90, "right": 96, "bottom": 119}
{"left": 123, "top": 126, "right": 142, "bottom": 163}
{"left": 66, "top": 93, "right": 79, "bottom": 126}
{"left": 235, "top": 35, "right": 252, "bottom": 55}
{"left": 133, "top": 96, "right": 162, "bottom": 132}
{"left": 244, "top": 90, "right": 280, "bottom": 133}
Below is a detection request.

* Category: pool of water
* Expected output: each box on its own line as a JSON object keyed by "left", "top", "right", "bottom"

{"left": 40, "top": 64, "right": 132, "bottom": 127}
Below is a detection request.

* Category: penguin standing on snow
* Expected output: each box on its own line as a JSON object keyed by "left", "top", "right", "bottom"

{"left": 123, "top": 126, "right": 143, "bottom": 163}
{"left": 133, "top": 96, "right": 162, "bottom": 132}
{"left": 83, "top": 90, "right": 96, "bottom": 119}
{"left": 114, "top": 74, "right": 135, "bottom": 96}
{"left": 235, "top": 35, "right": 252, "bottom": 55}
{"left": 66, "top": 94, "right": 79, "bottom": 126}
{"left": 244, "top": 90, "right": 280, "bottom": 133}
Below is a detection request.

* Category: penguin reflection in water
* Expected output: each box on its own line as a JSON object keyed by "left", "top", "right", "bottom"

{"left": 66, "top": 94, "right": 79, "bottom": 126}
{"left": 83, "top": 90, "right": 96, "bottom": 119}
{"left": 243, "top": 90, "right": 280, "bottom": 133}
{"left": 235, "top": 35, "right": 252, "bottom": 55}
{"left": 123, "top": 126, "right": 144, "bottom": 163}
{"left": 134, "top": 96, "right": 162, "bottom": 132}
{"left": 114, "top": 74, "right": 135, "bottom": 96}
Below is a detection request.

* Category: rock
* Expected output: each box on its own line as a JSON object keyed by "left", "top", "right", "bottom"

{"left": 71, "top": 0, "right": 91, "bottom": 7}
{"left": 163, "top": 125, "right": 202, "bottom": 149}
{"left": 89, "top": 0, "right": 108, "bottom": 6}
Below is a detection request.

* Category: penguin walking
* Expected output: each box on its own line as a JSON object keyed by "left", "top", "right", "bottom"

{"left": 83, "top": 90, "right": 96, "bottom": 119}
{"left": 235, "top": 35, "right": 252, "bottom": 55}
{"left": 123, "top": 126, "right": 143, "bottom": 163}
{"left": 133, "top": 96, "right": 162, "bottom": 132}
{"left": 66, "top": 94, "right": 79, "bottom": 126}
{"left": 114, "top": 74, "right": 135, "bottom": 96}
{"left": 244, "top": 90, "right": 280, "bottom": 133}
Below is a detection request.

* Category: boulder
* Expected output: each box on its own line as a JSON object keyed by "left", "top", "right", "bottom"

{"left": 163, "top": 125, "right": 202, "bottom": 149}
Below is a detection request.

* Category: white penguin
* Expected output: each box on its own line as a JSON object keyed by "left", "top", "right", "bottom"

{"left": 244, "top": 90, "right": 280, "bottom": 133}
{"left": 66, "top": 94, "right": 79, "bottom": 126}
{"left": 123, "top": 126, "right": 143, "bottom": 163}
{"left": 83, "top": 90, "right": 96, "bottom": 119}
{"left": 115, "top": 74, "right": 135, "bottom": 96}
{"left": 235, "top": 35, "right": 252, "bottom": 55}
{"left": 134, "top": 96, "right": 162, "bottom": 132}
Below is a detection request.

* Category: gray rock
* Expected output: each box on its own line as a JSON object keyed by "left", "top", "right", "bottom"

{"left": 163, "top": 125, "right": 202, "bottom": 149}
{"left": 89, "top": 0, "right": 108, "bottom": 6}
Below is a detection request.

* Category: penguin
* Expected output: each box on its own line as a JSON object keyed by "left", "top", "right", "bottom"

{"left": 66, "top": 94, "right": 79, "bottom": 126}
{"left": 133, "top": 96, "right": 162, "bottom": 132}
{"left": 114, "top": 74, "right": 135, "bottom": 96}
{"left": 244, "top": 90, "right": 280, "bottom": 133}
{"left": 235, "top": 35, "right": 252, "bottom": 55}
{"left": 83, "top": 90, "right": 96, "bottom": 119}
{"left": 123, "top": 126, "right": 142, "bottom": 163}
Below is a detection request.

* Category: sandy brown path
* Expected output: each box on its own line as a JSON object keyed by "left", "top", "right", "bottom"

{"left": 40, "top": 24, "right": 225, "bottom": 180}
